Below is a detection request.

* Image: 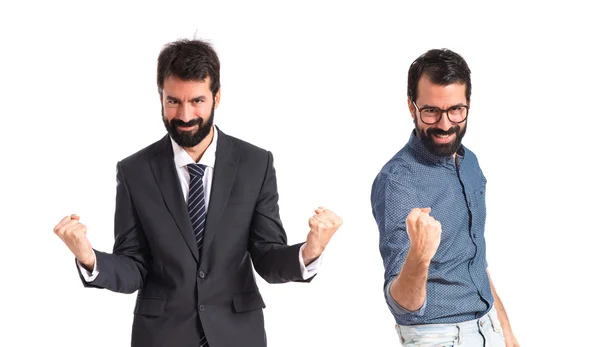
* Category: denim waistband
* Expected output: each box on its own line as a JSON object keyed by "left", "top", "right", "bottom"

{"left": 397, "top": 306, "right": 501, "bottom": 342}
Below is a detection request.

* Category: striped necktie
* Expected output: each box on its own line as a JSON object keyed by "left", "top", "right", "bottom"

{"left": 187, "top": 163, "right": 207, "bottom": 254}
{"left": 188, "top": 164, "right": 210, "bottom": 346}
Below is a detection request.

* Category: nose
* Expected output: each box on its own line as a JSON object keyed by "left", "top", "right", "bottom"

{"left": 177, "top": 103, "right": 194, "bottom": 122}
{"left": 436, "top": 111, "right": 453, "bottom": 131}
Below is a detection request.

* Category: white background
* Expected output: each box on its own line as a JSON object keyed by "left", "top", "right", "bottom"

{"left": 1, "top": 1, "right": 598, "bottom": 346}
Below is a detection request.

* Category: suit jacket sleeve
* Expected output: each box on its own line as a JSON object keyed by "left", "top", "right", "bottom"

{"left": 77, "top": 161, "right": 151, "bottom": 293}
{"left": 247, "top": 151, "right": 314, "bottom": 284}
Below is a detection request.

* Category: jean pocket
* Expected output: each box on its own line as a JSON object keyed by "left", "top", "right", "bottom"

{"left": 491, "top": 319, "right": 505, "bottom": 340}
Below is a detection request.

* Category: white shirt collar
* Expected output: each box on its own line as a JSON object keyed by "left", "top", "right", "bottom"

{"left": 170, "top": 125, "right": 218, "bottom": 168}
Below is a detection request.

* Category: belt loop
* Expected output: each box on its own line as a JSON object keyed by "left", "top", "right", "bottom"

{"left": 488, "top": 312, "right": 501, "bottom": 333}
{"left": 396, "top": 324, "right": 405, "bottom": 344}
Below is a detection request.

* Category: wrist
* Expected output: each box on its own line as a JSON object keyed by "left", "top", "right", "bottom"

{"left": 406, "top": 249, "right": 431, "bottom": 268}
{"left": 302, "top": 244, "right": 321, "bottom": 265}
{"left": 78, "top": 252, "right": 95, "bottom": 271}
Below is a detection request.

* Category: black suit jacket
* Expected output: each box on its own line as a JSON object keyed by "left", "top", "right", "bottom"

{"left": 78, "top": 127, "right": 313, "bottom": 347}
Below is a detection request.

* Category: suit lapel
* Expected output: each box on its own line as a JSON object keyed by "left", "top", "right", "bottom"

{"left": 201, "top": 127, "right": 239, "bottom": 265}
{"left": 150, "top": 135, "right": 200, "bottom": 263}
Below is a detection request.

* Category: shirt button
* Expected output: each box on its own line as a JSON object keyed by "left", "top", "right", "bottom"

{"left": 198, "top": 305, "right": 204, "bottom": 312}
{"left": 473, "top": 234, "right": 478, "bottom": 239}
{"left": 198, "top": 271, "right": 206, "bottom": 278}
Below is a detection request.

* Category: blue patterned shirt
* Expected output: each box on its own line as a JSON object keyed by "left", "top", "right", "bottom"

{"left": 371, "top": 130, "right": 493, "bottom": 325}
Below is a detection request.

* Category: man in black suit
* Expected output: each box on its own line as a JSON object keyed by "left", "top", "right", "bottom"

{"left": 53, "top": 38, "right": 343, "bottom": 347}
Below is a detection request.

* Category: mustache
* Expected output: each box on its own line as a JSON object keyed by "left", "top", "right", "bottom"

{"left": 170, "top": 118, "right": 203, "bottom": 128}
{"left": 427, "top": 126, "right": 459, "bottom": 136}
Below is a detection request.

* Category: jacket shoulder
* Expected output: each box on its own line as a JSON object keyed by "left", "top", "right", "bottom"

{"left": 224, "top": 132, "right": 269, "bottom": 156}
{"left": 118, "top": 135, "right": 168, "bottom": 168}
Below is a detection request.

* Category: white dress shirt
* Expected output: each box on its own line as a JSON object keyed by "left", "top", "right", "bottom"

{"left": 78, "top": 126, "right": 322, "bottom": 281}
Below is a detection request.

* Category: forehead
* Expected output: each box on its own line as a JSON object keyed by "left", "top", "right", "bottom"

{"left": 416, "top": 75, "right": 466, "bottom": 105}
{"left": 163, "top": 76, "right": 212, "bottom": 96}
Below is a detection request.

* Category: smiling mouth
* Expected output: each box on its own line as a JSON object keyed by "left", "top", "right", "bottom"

{"left": 431, "top": 133, "right": 455, "bottom": 144}
{"left": 177, "top": 125, "right": 198, "bottom": 131}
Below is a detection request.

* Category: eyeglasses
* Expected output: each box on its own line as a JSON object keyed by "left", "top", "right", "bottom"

{"left": 412, "top": 102, "right": 469, "bottom": 125}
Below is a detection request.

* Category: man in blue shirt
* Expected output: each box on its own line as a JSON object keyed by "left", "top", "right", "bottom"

{"left": 371, "top": 49, "right": 519, "bottom": 347}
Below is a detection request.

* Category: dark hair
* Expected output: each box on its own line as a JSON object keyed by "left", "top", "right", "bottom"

{"left": 157, "top": 39, "right": 221, "bottom": 96}
{"left": 407, "top": 48, "right": 471, "bottom": 102}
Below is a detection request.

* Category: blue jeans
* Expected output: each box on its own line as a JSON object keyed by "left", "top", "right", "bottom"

{"left": 395, "top": 306, "right": 505, "bottom": 347}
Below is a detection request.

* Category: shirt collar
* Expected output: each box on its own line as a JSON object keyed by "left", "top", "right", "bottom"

{"left": 408, "top": 129, "right": 464, "bottom": 166}
{"left": 170, "top": 125, "right": 218, "bottom": 168}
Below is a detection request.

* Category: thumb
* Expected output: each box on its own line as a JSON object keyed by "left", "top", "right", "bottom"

{"left": 70, "top": 214, "right": 80, "bottom": 220}
{"left": 420, "top": 207, "right": 431, "bottom": 214}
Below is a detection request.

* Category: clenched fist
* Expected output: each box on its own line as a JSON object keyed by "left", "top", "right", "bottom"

{"left": 406, "top": 207, "right": 441, "bottom": 263}
{"left": 53, "top": 214, "right": 95, "bottom": 270}
{"left": 302, "top": 207, "right": 343, "bottom": 265}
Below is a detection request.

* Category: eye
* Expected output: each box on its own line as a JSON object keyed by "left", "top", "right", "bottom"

{"left": 422, "top": 108, "right": 438, "bottom": 114}
{"left": 166, "top": 99, "right": 178, "bottom": 105}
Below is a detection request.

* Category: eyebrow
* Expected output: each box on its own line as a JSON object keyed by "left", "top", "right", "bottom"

{"left": 165, "top": 95, "right": 207, "bottom": 103}
{"left": 421, "top": 103, "right": 467, "bottom": 109}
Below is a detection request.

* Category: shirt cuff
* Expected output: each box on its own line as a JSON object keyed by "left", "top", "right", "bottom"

{"left": 298, "top": 243, "right": 323, "bottom": 280}
{"left": 385, "top": 280, "right": 427, "bottom": 316}
{"left": 76, "top": 252, "right": 98, "bottom": 282}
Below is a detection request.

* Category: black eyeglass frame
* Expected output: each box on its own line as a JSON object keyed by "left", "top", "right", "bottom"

{"left": 412, "top": 101, "right": 470, "bottom": 125}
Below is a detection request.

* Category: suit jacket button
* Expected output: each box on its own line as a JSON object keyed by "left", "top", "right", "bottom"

{"left": 198, "top": 271, "right": 206, "bottom": 278}
{"left": 198, "top": 305, "right": 204, "bottom": 312}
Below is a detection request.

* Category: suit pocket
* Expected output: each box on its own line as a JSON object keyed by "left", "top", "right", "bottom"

{"left": 232, "top": 290, "right": 266, "bottom": 313}
{"left": 134, "top": 296, "right": 166, "bottom": 317}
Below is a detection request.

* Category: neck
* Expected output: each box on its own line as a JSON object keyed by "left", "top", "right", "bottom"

{"left": 184, "top": 126, "right": 214, "bottom": 163}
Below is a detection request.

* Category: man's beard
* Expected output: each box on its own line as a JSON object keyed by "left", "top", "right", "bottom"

{"left": 162, "top": 102, "right": 215, "bottom": 148}
{"left": 414, "top": 118, "right": 467, "bottom": 157}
